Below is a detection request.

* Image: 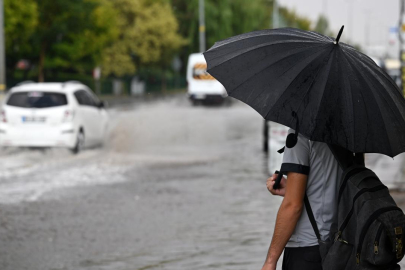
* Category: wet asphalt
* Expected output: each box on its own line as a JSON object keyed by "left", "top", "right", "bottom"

{"left": 0, "top": 95, "right": 404, "bottom": 270}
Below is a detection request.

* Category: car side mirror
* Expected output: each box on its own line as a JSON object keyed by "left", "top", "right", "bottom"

{"left": 98, "top": 101, "right": 106, "bottom": 108}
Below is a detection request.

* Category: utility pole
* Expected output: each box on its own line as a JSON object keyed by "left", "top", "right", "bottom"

{"left": 273, "top": 0, "right": 279, "bottom": 28}
{"left": 199, "top": 0, "right": 206, "bottom": 52}
{"left": 0, "top": 0, "right": 5, "bottom": 93}
{"left": 400, "top": 0, "right": 405, "bottom": 96}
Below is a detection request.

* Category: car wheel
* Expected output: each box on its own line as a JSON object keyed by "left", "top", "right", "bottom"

{"left": 71, "top": 130, "right": 85, "bottom": 154}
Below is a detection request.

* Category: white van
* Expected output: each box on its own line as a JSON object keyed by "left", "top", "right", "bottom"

{"left": 186, "top": 53, "right": 227, "bottom": 105}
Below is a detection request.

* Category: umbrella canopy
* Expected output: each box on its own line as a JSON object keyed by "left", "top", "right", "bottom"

{"left": 204, "top": 27, "right": 405, "bottom": 157}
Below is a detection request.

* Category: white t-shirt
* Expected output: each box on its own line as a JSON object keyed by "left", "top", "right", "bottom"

{"left": 281, "top": 129, "right": 342, "bottom": 247}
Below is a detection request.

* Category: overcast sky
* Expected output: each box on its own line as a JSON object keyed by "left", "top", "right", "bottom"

{"left": 278, "top": 0, "right": 400, "bottom": 57}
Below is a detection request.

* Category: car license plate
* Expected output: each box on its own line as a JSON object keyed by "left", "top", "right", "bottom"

{"left": 22, "top": 116, "right": 46, "bottom": 123}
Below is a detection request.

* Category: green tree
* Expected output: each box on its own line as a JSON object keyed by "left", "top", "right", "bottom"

{"left": 205, "top": 0, "right": 269, "bottom": 47}
{"left": 101, "top": 0, "right": 186, "bottom": 77}
{"left": 4, "top": 0, "right": 38, "bottom": 73}
{"left": 314, "top": 15, "right": 330, "bottom": 35}
{"left": 33, "top": 0, "right": 118, "bottom": 81}
{"left": 229, "top": 0, "right": 269, "bottom": 34}
{"left": 171, "top": 0, "right": 269, "bottom": 73}
{"left": 277, "top": 7, "right": 311, "bottom": 30}
{"left": 171, "top": 0, "right": 199, "bottom": 57}
{"left": 171, "top": 0, "right": 312, "bottom": 51}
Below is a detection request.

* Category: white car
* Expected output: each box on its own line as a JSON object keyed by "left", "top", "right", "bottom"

{"left": 0, "top": 81, "right": 108, "bottom": 153}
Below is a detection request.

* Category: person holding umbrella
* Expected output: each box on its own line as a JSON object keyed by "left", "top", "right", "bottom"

{"left": 204, "top": 26, "right": 405, "bottom": 270}
{"left": 263, "top": 130, "right": 341, "bottom": 270}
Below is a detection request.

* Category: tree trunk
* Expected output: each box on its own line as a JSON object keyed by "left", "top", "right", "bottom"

{"left": 38, "top": 42, "right": 46, "bottom": 82}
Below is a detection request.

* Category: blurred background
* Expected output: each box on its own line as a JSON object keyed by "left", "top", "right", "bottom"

{"left": 0, "top": 0, "right": 404, "bottom": 270}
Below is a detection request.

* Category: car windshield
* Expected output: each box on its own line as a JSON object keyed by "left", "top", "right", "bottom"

{"left": 6, "top": 91, "right": 68, "bottom": 108}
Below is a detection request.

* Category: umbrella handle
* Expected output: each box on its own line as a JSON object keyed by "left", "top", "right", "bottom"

{"left": 273, "top": 170, "right": 284, "bottom": 190}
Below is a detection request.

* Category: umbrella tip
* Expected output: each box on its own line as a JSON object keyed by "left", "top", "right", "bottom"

{"left": 334, "top": 25, "right": 344, "bottom": 44}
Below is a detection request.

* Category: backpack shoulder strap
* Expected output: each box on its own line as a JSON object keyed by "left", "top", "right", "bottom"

{"left": 304, "top": 194, "right": 321, "bottom": 240}
{"left": 304, "top": 144, "right": 365, "bottom": 242}
{"left": 349, "top": 170, "right": 378, "bottom": 187}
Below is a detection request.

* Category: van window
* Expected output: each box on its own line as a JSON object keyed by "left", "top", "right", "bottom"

{"left": 192, "top": 63, "right": 215, "bottom": 80}
{"left": 6, "top": 92, "right": 67, "bottom": 108}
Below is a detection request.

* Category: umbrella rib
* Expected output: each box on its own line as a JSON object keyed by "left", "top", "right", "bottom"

{"left": 338, "top": 52, "right": 356, "bottom": 151}
{"left": 243, "top": 50, "right": 326, "bottom": 111}
{"left": 214, "top": 30, "right": 325, "bottom": 45}
{"left": 344, "top": 49, "right": 405, "bottom": 114}
{"left": 286, "top": 28, "right": 334, "bottom": 42}
{"left": 207, "top": 40, "right": 322, "bottom": 69}
{"left": 211, "top": 28, "right": 331, "bottom": 50}
{"left": 346, "top": 50, "right": 405, "bottom": 156}
{"left": 296, "top": 46, "right": 335, "bottom": 119}
{"left": 342, "top": 46, "right": 400, "bottom": 93}
{"left": 309, "top": 48, "right": 354, "bottom": 151}
{"left": 263, "top": 48, "right": 332, "bottom": 122}
{"left": 229, "top": 45, "right": 328, "bottom": 104}
{"left": 273, "top": 28, "right": 332, "bottom": 42}
{"left": 343, "top": 52, "right": 395, "bottom": 156}
{"left": 342, "top": 53, "right": 372, "bottom": 153}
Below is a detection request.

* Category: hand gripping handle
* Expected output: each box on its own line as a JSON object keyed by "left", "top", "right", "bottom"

{"left": 273, "top": 170, "right": 283, "bottom": 190}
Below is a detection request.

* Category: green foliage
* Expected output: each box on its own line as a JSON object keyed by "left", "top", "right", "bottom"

{"left": 171, "top": 0, "right": 198, "bottom": 56}
{"left": 47, "top": 0, "right": 119, "bottom": 71}
{"left": 4, "top": 0, "right": 38, "bottom": 67}
{"left": 171, "top": 0, "right": 270, "bottom": 74}
{"left": 4, "top": 0, "right": 323, "bottom": 83}
{"left": 230, "top": 0, "right": 269, "bottom": 34}
{"left": 206, "top": 0, "right": 269, "bottom": 47}
{"left": 101, "top": 0, "right": 186, "bottom": 77}
{"left": 278, "top": 7, "right": 311, "bottom": 30}
{"left": 314, "top": 15, "right": 330, "bottom": 36}
{"left": 33, "top": 0, "right": 119, "bottom": 80}
{"left": 171, "top": 0, "right": 269, "bottom": 54}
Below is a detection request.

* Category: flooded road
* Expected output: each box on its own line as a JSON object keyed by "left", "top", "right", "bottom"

{"left": 0, "top": 96, "right": 282, "bottom": 270}
{"left": 0, "top": 96, "right": 404, "bottom": 270}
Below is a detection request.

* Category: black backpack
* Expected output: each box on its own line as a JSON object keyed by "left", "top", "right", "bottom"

{"left": 305, "top": 144, "right": 405, "bottom": 270}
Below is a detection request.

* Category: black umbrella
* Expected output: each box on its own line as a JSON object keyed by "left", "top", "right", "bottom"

{"left": 203, "top": 26, "right": 405, "bottom": 158}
